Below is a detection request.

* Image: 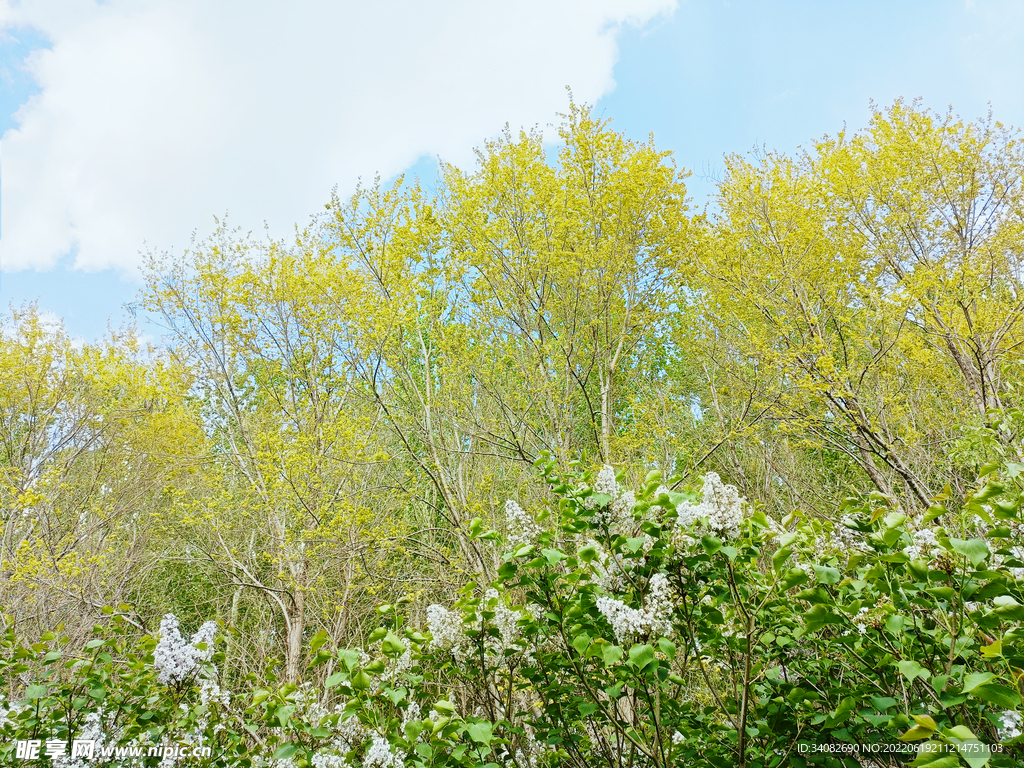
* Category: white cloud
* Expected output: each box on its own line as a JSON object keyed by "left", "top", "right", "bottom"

{"left": 0, "top": 0, "right": 676, "bottom": 273}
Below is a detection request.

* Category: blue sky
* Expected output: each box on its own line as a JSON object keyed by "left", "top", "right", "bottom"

{"left": 2, "top": 0, "right": 1023, "bottom": 340}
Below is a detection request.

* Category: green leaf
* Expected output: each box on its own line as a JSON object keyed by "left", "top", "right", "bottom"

{"left": 309, "top": 629, "right": 329, "bottom": 654}
{"left": 804, "top": 604, "right": 840, "bottom": 632}
{"left": 25, "top": 684, "right": 47, "bottom": 700}
{"left": 627, "top": 643, "right": 656, "bottom": 670}
{"left": 657, "top": 638, "right": 676, "bottom": 660}
{"left": 961, "top": 672, "right": 995, "bottom": 693}
{"left": 825, "top": 696, "right": 857, "bottom": 726}
{"left": 968, "top": 683, "right": 1020, "bottom": 708}
{"left": 945, "top": 725, "right": 976, "bottom": 741}
{"left": 980, "top": 639, "right": 1002, "bottom": 659}
{"left": 541, "top": 548, "right": 566, "bottom": 565}
{"left": 386, "top": 687, "right": 407, "bottom": 704}
{"left": 324, "top": 671, "right": 345, "bottom": 688}
{"left": 468, "top": 722, "right": 493, "bottom": 745}
{"left": 272, "top": 744, "right": 297, "bottom": 761}
{"left": 949, "top": 538, "right": 990, "bottom": 568}
{"left": 571, "top": 633, "right": 591, "bottom": 655}
{"left": 899, "top": 725, "right": 935, "bottom": 742}
{"left": 701, "top": 536, "right": 722, "bottom": 555}
{"left": 381, "top": 632, "right": 405, "bottom": 657}
{"left": 953, "top": 740, "right": 992, "bottom": 768}
{"left": 897, "top": 660, "right": 929, "bottom": 682}
{"left": 351, "top": 671, "right": 372, "bottom": 690}
{"left": 992, "top": 597, "right": 1024, "bottom": 621}
{"left": 404, "top": 720, "right": 424, "bottom": 742}
{"left": 414, "top": 743, "right": 432, "bottom": 759}
{"left": 811, "top": 564, "right": 841, "bottom": 585}
{"left": 337, "top": 649, "right": 360, "bottom": 671}
{"left": 579, "top": 544, "right": 598, "bottom": 563}
{"left": 601, "top": 644, "right": 623, "bottom": 665}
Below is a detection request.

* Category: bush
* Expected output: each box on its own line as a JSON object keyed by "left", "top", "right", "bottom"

{"left": 4, "top": 456, "right": 1024, "bottom": 767}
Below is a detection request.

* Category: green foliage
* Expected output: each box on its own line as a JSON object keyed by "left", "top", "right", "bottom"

{"left": 7, "top": 456, "right": 1024, "bottom": 766}
{"left": 4, "top": 99, "right": 1024, "bottom": 766}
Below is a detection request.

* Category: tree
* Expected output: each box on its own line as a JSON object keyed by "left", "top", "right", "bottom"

{"left": 688, "top": 100, "right": 1024, "bottom": 511}
{"left": 0, "top": 305, "right": 200, "bottom": 640}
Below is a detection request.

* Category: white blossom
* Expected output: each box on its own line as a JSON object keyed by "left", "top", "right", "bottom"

{"left": 363, "top": 735, "right": 404, "bottom": 768}
{"left": 312, "top": 753, "right": 350, "bottom": 768}
{"left": 903, "top": 527, "right": 940, "bottom": 561}
{"left": 484, "top": 588, "right": 522, "bottom": 653}
{"left": 998, "top": 709, "right": 1022, "bottom": 742}
{"left": 426, "top": 604, "right": 465, "bottom": 659}
{"left": 594, "top": 465, "right": 620, "bottom": 497}
{"left": 852, "top": 607, "right": 870, "bottom": 635}
{"left": 595, "top": 573, "right": 674, "bottom": 642}
{"left": 153, "top": 614, "right": 218, "bottom": 685}
{"left": 505, "top": 500, "right": 540, "bottom": 550}
{"left": 599, "top": 490, "right": 636, "bottom": 529}
{"left": 673, "top": 472, "right": 745, "bottom": 540}
{"left": 1009, "top": 546, "right": 1024, "bottom": 581}
{"left": 402, "top": 702, "right": 421, "bottom": 727}
{"left": 52, "top": 710, "right": 108, "bottom": 768}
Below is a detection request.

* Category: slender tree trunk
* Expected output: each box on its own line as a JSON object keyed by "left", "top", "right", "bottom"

{"left": 285, "top": 585, "right": 305, "bottom": 683}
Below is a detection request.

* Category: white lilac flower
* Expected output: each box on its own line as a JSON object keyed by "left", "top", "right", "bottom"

{"left": 52, "top": 710, "right": 107, "bottom": 768}
{"left": 608, "top": 490, "right": 637, "bottom": 528}
{"left": 674, "top": 472, "right": 745, "bottom": 539}
{"left": 426, "top": 605, "right": 465, "bottom": 658}
{"left": 585, "top": 465, "right": 622, "bottom": 511}
{"left": 381, "top": 648, "right": 412, "bottom": 683}
{"left": 337, "top": 714, "right": 366, "bottom": 751}
{"left": 588, "top": 541, "right": 633, "bottom": 592}
{"left": 595, "top": 573, "right": 674, "bottom": 643}
{"left": 904, "top": 527, "right": 940, "bottom": 561}
{"left": 505, "top": 500, "right": 540, "bottom": 549}
{"left": 199, "top": 677, "right": 231, "bottom": 708}
{"left": 1009, "top": 546, "right": 1024, "bottom": 580}
{"left": 402, "top": 702, "right": 421, "bottom": 727}
{"left": 363, "top": 735, "right": 404, "bottom": 768}
{"left": 852, "top": 607, "right": 870, "bottom": 635}
{"left": 672, "top": 731, "right": 685, "bottom": 745}
{"left": 998, "top": 710, "right": 1022, "bottom": 742}
{"left": 484, "top": 588, "right": 522, "bottom": 651}
{"left": 153, "top": 614, "right": 218, "bottom": 685}
{"left": 0, "top": 700, "right": 23, "bottom": 728}
{"left": 312, "top": 753, "right": 350, "bottom": 768}
{"left": 594, "top": 465, "right": 620, "bottom": 498}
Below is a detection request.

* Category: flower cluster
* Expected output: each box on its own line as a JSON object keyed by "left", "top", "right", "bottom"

{"left": 593, "top": 464, "right": 619, "bottom": 497}
{"left": 53, "top": 711, "right": 109, "bottom": 768}
{"left": 998, "top": 709, "right": 1022, "bottom": 742}
{"left": 153, "top": 614, "right": 218, "bottom": 685}
{"left": 505, "top": 500, "right": 540, "bottom": 550}
{"left": 363, "top": 735, "right": 404, "bottom": 768}
{"left": 674, "top": 472, "right": 745, "bottom": 539}
{"left": 426, "top": 604, "right": 466, "bottom": 659}
{"left": 595, "top": 573, "right": 674, "bottom": 643}
{"left": 427, "top": 588, "right": 527, "bottom": 668}
{"left": 903, "top": 527, "right": 939, "bottom": 561}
